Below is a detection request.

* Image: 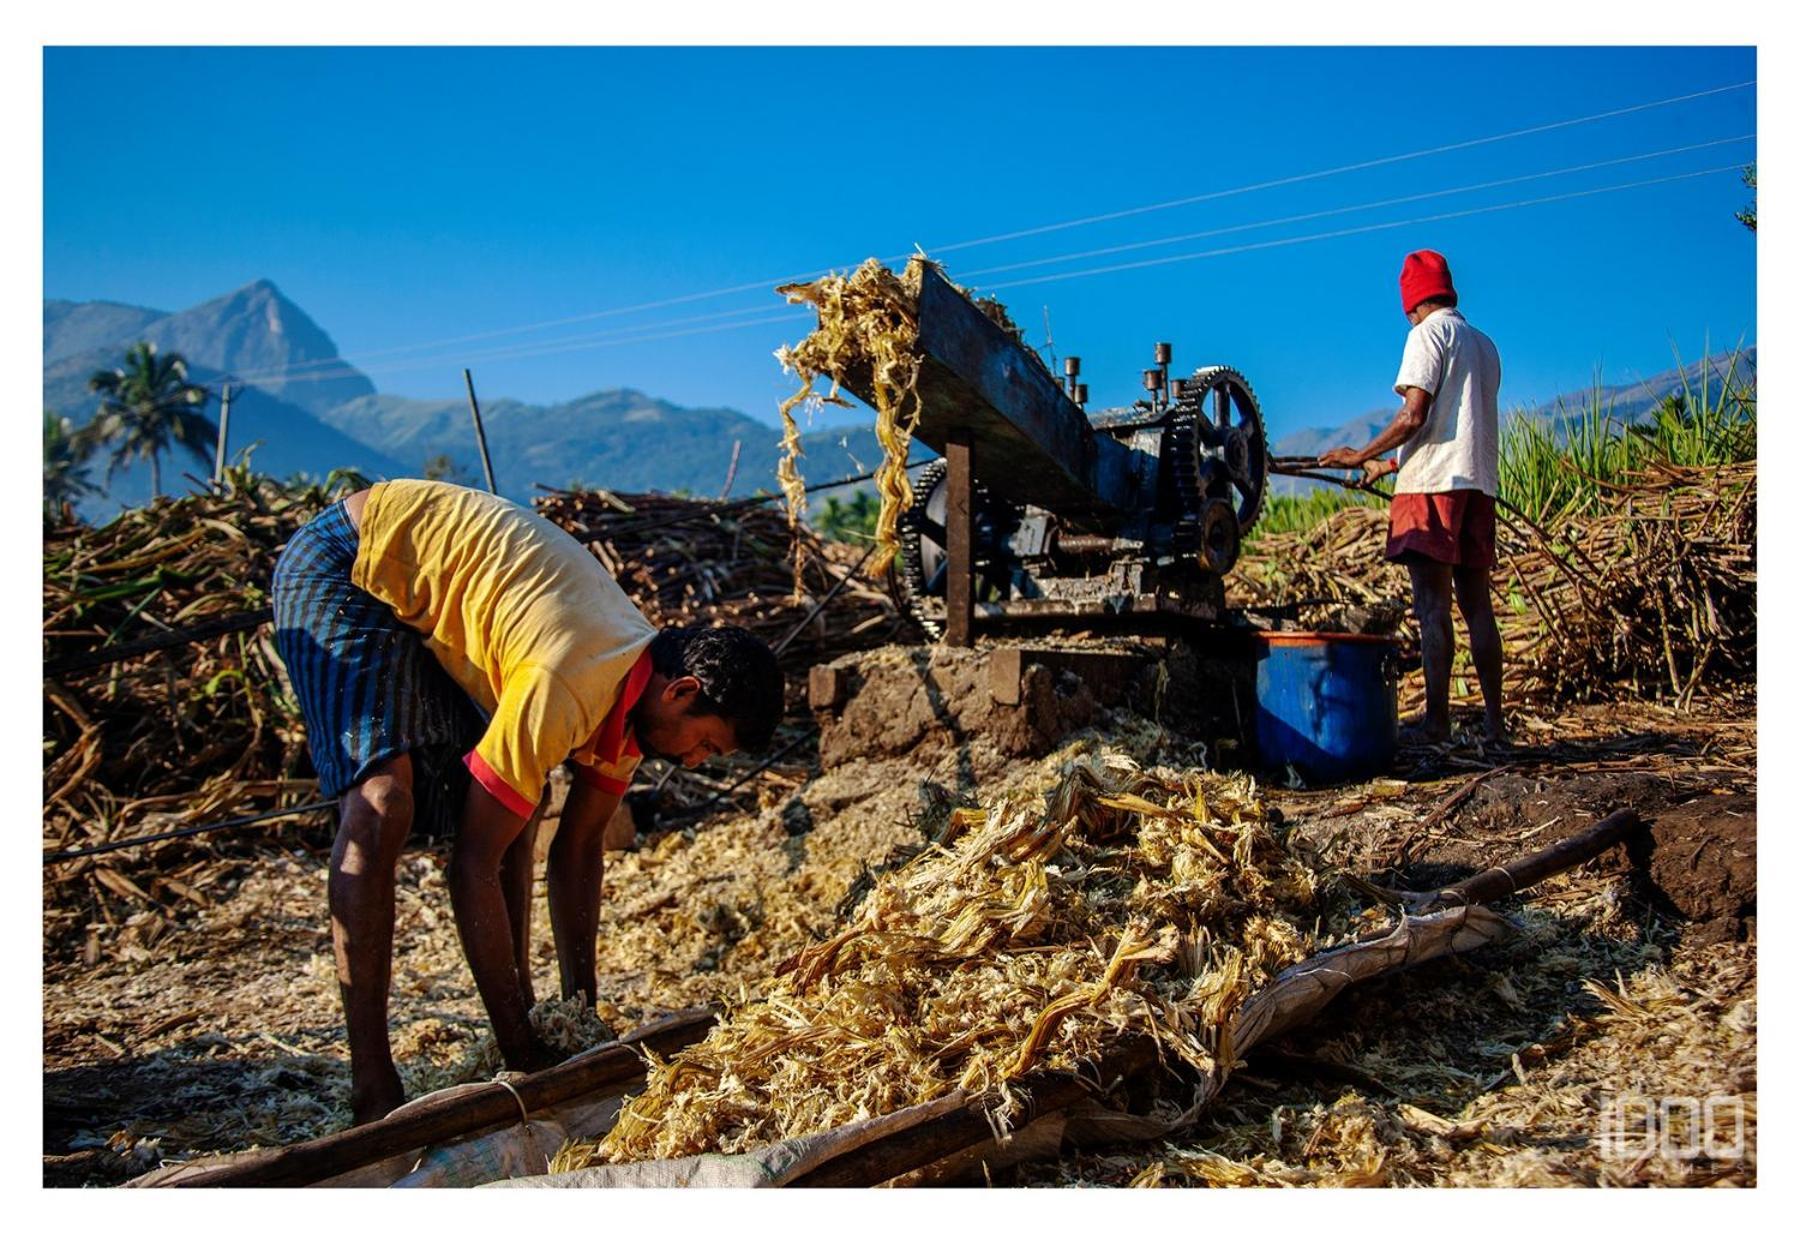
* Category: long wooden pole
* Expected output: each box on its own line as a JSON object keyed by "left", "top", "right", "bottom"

{"left": 719, "top": 438, "right": 743, "bottom": 499}
{"left": 167, "top": 1007, "right": 714, "bottom": 1188}
{"left": 945, "top": 430, "right": 974, "bottom": 648}
{"left": 788, "top": 1037, "right": 1161, "bottom": 1188}
{"left": 1425, "top": 807, "right": 1642, "bottom": 910}
{"left": 463, "top": 368, "right": 498, "bottom": 495}
{"left": 210, "top": 384, "right": 232, "bottom": 490}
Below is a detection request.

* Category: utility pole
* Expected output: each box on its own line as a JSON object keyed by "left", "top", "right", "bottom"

{"left": 463, "top": 368, "right": 498, "bottom": 495}
{"left": 719, "top": 439, "right": 743, "bottom": 499}
{"left": 211, "top": 384, "right": 233, "bottom": 491}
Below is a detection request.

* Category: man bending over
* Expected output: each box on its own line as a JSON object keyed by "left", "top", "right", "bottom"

{"left": 271, "top": 479, "right": 782, "bottom": 1122}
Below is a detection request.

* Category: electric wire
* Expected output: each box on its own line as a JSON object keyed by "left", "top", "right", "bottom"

{"left": 206, "top": 80, "right": 1754, "bottom": 386}
{"left": 932, "top": 79, "right": 1753, "bottom": 255}
{"left": 224, "top": 150, "right": 1752, "bottom": 387}
{"left": 228, "top": 306, "right": 803, "bottom": 388}
{"left": 982, "top": 164, "right": 1747, "bottom": 292}
{"left": 956, "top": 134, "right": 1756, "bottom": 280}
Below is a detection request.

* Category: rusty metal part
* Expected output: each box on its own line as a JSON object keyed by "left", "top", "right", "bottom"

{"left": 1197, "top": 498, "right": 1241, "bottom": 575}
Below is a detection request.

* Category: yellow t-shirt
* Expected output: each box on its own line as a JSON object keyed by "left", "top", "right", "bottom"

{"left": 351, "top": 479, "right": 657, "bottom": 817}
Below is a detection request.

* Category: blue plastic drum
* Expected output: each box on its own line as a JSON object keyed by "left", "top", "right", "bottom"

{"left": 1252, "top": 631, "right": 1399, "bottom": 785}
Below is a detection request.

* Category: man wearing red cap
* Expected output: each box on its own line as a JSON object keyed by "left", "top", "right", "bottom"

{"left": 1319, "top": 250, "right": 1506, "bottom": 744}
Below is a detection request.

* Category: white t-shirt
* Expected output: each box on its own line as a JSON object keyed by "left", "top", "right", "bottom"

{"left": 1392, "top": 307, "right": 1501, "bottom": 496}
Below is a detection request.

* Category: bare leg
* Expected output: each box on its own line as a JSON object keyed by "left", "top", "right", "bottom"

{"left": 1406, "top": 560, "right": 1455, "bottom": 742}
{"left": 600, "top": 800, "right": 637, "bottom": 853}
{"left": 548, "top": 806, "right": 608, "bottom": 1007}
{"left": 329, "top": 754, "right": 415, "bottom": 1125}
{"left": 1453, "top": 564, "right": 1508, "bottom": 742}
{"left": 499, "top": 812, "right": 540, "bottom": 1013}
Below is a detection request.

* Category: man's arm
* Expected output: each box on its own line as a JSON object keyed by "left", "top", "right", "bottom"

{"left": 546, "top": 777, "right": 621, "bottom": 1007}
{"left": 448, "top": 778, "right": 546, "bottom": 1070}
{"left": 1319, "top": 386, "right": 1433, "bottom": 477}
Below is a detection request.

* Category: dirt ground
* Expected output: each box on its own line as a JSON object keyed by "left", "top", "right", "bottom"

{"left": 1005, "top": 697, "right": 1757, "bottom": 1188}
{"left": 43, "top": 686, "right": 1755, "bottom": 1188}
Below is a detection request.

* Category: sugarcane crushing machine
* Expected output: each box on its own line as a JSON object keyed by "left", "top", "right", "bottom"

{"left": 835, "top": 264, "right": 1269, "bottom": 643}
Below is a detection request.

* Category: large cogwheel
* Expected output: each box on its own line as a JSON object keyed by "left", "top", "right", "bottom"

{"left": 1170, "top": 365, "right": 1268, "bottom": 540}
{"left": 896, "top": 459, "right": 948, "bottom": 638}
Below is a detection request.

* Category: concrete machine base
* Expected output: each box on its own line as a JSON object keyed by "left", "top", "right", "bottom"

{"left": 808, "top": 635, "right": 1259, "bottom": 771}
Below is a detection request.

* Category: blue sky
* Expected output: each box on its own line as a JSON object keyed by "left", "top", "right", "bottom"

{"left": 43, "top": 45, "right": 1756, "bottom": 442}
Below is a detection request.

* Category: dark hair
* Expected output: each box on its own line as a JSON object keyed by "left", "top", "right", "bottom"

{"left": 648, "top": 626, "right": 783, "bottom": 752}
{"left": 1416, "top": 293, "right": 1458, "bottom": 311}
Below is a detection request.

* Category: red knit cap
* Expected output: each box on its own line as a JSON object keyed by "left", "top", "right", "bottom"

{"left": 1399, "top": 249, "right": 1457, "bottom": 313}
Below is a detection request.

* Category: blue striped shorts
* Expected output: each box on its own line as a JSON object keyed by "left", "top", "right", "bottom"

{"left": 271, "top": 500, "right": 483, "bottom": 835}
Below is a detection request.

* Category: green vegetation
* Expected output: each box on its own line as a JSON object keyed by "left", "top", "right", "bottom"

{"left": 1250, "top": 484, "right": 1387, "bottom": 539}
{"left": 1737, "top": 164, "right": 1756, "bottom": 232}
{"left": 1497, "top": 344, "right": 1755, "bottom": 525}
{"left": 43, "top": 412, "right": 101, "bottom": 516}
{"left": 1256, "top": 345, "right": 1756, "bottom": 540}
{"left": 814, "top": 489, "right": 880, "bottom": 542}
{"left": 422, "top": 453, "right": 476, "bottom": 485}
{"left": 212, "top": 457, "right": 366, "bottom": 505}
{"left": 84, "top": 341, "right": 215, "bottom": 499}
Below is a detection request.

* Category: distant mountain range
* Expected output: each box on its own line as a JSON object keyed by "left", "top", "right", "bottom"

{"left": 44, "top": 278, "right": 1754, "bottom": 517}
{"left": 316, "top": 390, "right": 898, "bottom": 502}
{"left": 45, "top": 282, "right": 399, "bottom": 510}
{"left": 42, "top": 279, "right": 895, "bottom": 517}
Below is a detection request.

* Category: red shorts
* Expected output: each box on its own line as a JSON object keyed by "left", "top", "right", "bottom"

{"left": 1385, "top": 490, "right": 1496, "bottom": 569}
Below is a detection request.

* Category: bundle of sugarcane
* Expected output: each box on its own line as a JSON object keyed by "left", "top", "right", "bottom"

{"left": 560, "top": 748, "right": 1375, "bottom": 1167}
{"left": 43, "top": 468, "right": 345, "bottom": 943}
{"left": 773, "top": 256, "right": 1046, "bottom": 576}
{"left": 532, "top": 487, "right": 914, "bottom": 674}
{"left": 1229, "top": 461, "right": 1756, "bottom": 711}
{"left": 1507, "top": 460, "right": 1755, "bottom": 704}
{"left": 1232, "top": 506, "right": 1399, "bottom": 613}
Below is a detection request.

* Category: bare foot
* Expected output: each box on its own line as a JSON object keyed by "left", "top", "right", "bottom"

{"left": 1399, "top": 720, "right": 1451, "bottom": 745}
{"left": 350, "top": 1070, "right": 405, "bottom": 1125}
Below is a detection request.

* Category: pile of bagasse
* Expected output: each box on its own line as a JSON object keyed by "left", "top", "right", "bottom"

{"left": 563, "top": 749, "right": 1376, "bottom": 1167}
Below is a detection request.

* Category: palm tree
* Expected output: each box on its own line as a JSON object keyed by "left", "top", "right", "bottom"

{"left": 86, "top": 342, "right": 216, "bottom": 499}
{"left": 43, "top": 411, "right": 100, "bottom": 517}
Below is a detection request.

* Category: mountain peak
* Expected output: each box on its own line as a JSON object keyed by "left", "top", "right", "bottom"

{"left": 214, "top": 277, "right": 295, "bottom": 312}
{"left": 138, "top": 281, "right": 373, "bottom": 415}
{"left": 234, "top": 277, "right": 312, "bottom": 308}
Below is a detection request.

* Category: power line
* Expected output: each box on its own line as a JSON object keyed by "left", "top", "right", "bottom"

{"left": 204, "top": 80, "right": 1755, "bottom": 387}
{"left": 228, "top": 157, "right": 1747, "bottom": 386}
{"left": 401, "top": 309, "right": 800, "bottom": 372}
{"left": 933, "top": 79, "right": 1754, "bottom": 255}
{"left": 981, "top": 164, "right": 1746, "bottom": 292}
{"left": 203, "top": 159, "right": 1749, "bottom": 394}
{"left": 220, "top": 287, "right": 827, "bottom": 385}
{"left": 224, "top": 136, "right": 1755, "bottom": 389}
{"left": 242, "top": 306, "right": 804, "bottom": 387}
{"left": 957, "top": 134, "right": 1756, "bottom": 280}
{"left": 297, "top": 158, "right": 1749, "bottom": 379}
